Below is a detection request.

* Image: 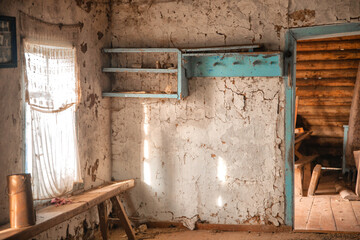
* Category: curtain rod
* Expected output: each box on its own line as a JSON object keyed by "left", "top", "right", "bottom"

{"left": 19, "top": 10, "right": 84, "bottom": 31}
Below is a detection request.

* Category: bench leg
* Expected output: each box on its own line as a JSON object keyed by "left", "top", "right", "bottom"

{"left": 97, "top": 202, "right": 109, "bottom": 240}
{"left": 110, "top": 196, "right": 136, "bottom": 240}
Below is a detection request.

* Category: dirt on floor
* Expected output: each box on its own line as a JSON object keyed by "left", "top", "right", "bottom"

{"left": 94, "top": 227, "right": 360, "bottom": 240}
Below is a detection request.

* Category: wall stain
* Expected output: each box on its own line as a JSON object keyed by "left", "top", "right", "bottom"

{"left": 289, "top": 9, "right": 315, "bottom": 26}
{"left": 81, "top": 42, "right": 88, "bottom": 54}
{"left": 97, "top": 31, "right": 104, "bottom": 40}
{"left": 76, "top": 0, "right": 93, "bottom": 13}
{"left": 87, "top": 159, "right": 99, "bottom": 182}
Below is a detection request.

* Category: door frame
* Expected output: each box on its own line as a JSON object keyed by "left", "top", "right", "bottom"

{"left": 283, "top": 22, "right": 360, "bottom": 227}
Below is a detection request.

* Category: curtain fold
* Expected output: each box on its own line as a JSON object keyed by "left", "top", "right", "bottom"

{"left": 24, "top": 41, "right": 81, "bottom": 200}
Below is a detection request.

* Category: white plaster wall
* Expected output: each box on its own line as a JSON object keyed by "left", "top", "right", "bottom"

{"left": 110, "top": 0, "right": 360, "bottom": 226}
{"left": 112, "top": 77, "right": 285, "bottom": 225}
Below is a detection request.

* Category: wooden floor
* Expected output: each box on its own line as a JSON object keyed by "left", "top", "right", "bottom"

{"left": 295, "top": 173, "right": 360, "bottom": 233}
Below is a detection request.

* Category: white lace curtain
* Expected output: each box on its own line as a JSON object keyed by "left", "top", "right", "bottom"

{"left": 24, "top": 41, "right": 81, "bottom": 200}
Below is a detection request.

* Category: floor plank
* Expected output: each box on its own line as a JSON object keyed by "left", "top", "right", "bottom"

{"left": 351, "top": 201, "right": 360, "bottom": 226}
{"left": 305, "top": 197, "right": 336, "bottom": 231}
{"left": 294, "top": 197, "right": 313, "bottom": 230}
{"left": 331, "top": 196, "right": 360, "bottom": 232}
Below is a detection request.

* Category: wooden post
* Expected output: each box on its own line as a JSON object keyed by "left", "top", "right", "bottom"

{"left": 308, "top": 164, "right": 322, "bottom": 196}
{"left": 97, "top": 202, "right": 108, "bottom": 240}
{"left": 294, "top": 166, "right": 303, "bottom": 196}
{"left": 110, "top": 196, "right": 136, "bottom": 240}
{"left": 303, "top": 163, "right": 312, "bottom": 191}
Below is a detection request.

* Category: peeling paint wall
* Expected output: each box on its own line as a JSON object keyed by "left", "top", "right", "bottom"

{"left": 112, "top": 77, "right": 285, "bottom": 225}
{"left": 110, "top": 0, "right": 360, "bottom": 225}
{"left": 0, "top": 0, "right": 112, "bottom": 238}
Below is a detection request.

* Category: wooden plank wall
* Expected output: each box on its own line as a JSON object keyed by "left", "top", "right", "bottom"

{"left": 296, "top": 35, "right": 360, "bottom": 162}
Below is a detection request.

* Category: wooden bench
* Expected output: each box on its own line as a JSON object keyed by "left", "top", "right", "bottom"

{"left": 0, "top": 180, "right": 136, "bottom": 240}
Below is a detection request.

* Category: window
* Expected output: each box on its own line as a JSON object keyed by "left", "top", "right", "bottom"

{"left": 24, "top": 41, "right": 81, "bottom": 200}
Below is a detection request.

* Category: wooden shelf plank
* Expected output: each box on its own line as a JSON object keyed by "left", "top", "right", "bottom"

{"left": 0, "top": 180, "right": 135, "bottom": 240}
{"left": 103, "top": 48, "right": 180, "bottom": 53}
{"left": 181, "top": 44, "right": 261, "bottom": 53}
{"left": 102, "top": 92, "right": 178, "bottom": 98}
{"left": 103, "top": 68, "right": 178, "bottom": 73}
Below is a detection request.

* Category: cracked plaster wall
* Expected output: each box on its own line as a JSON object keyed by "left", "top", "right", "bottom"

{"left": 0, "top": 0, "right": 112, "bottom": 238}
{"left": 111, "top": 0, "right": 360, "bottom": 225}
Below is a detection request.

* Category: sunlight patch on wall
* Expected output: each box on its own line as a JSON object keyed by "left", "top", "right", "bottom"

{"left": 217, "top": 195, "right": 223, "bottom": 207}
{"left": 217, "top": 157, "right": 227, "bottom": 183}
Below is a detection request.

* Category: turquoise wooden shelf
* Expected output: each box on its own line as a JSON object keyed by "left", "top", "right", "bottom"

{"left": 102, "top": 48, "right": 188, "bottom": 100}
{"left": 101, "top": 46, "right": 284, "bottom": 99}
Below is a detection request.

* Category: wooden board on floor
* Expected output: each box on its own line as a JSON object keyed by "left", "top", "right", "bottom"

{"left": 305, "top": 197, "right": 336, "bottom": 231}
{"left": 307, "top": 164, "right": 322, "bottom": 197}
{"left": 294, "top": 197, "right": 313, "bottom": 229}
{"left": 351, "top": 201, "right": 360, "bottom": 226}
{"left": 331, "top": 196, "right": 360, "bottom": 232}
{"left": 0, "top": 180, "right": 135, "bottom": 240}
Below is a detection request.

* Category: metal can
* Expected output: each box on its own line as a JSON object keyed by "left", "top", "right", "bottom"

{"left": 7, "top": 173, "right": 36, "bottom": 228}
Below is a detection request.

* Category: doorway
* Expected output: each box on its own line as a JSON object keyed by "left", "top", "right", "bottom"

{"left": 284, "top": 23, "right": 360, "bottom": 231}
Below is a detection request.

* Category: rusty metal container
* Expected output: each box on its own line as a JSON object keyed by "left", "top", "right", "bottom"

{"left": 7, "top": 173, "right": 36, "bottom": 228}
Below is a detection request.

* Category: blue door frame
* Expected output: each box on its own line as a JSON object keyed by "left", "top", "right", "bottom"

{"left": 284, "top": 23, "right": 360, "bottom": 227}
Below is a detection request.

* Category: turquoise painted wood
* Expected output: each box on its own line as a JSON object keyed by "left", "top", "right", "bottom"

{"left": 284, "top": 31, "right": 296, "bottom": 227}
{"left": 102, "top": 92, "right": 178, "bottom": 98}
{"left": 284, "top": 22, "right": 360, "bottom": 228}
{"left": 102, "top": 68, "right": 178, "bottom": 73}
{"left": 102, "top": 48, "right": 187, "bottom": 100}
{"left": 183, "top": 52, "right": 283, "bottom": 77}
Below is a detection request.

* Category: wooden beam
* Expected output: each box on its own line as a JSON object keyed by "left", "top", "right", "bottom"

{"left": 297, "top": 35, "right": 360, "bottom": 42}
{"left": 295, "top": 96, "right": 299, "bottom": 128}
{"left": 303, "top": 163, "right": 312, "bottom": 191}
{"left": 354, "top": 151, "right": 360, "bottom": 196}
{"left": 296, "top": 78, "right": 355, "bottom": 87}
{"left": 296, "top": 69, "right": 358, "bottom": 79}
{"left": 0, "top": 180, "right": 135, "bottom": 240}
{"left": 97, "top": 202, "right": 109, "bottom": 240}
{"left": 298, "top": 97, "right": 353, "bottom": 106}
{"left": 300, "top": 118, "right": 348, "bottom": 127}
{"left": 296, "top": 50, "right": 360, "bottom": 61}
{"left": 295, "top": 155, "right": 318, "bottom": 168}
{"left": 305, "top": 136, "right": 343, "bottom": 147}
{"left": 297, "top": 40, "right": 360, "bottom": 52}
{"left": 308, "top": 164, "right": 322, "bottom": 196}
{"left": 307, "top": 126, "right": 344, "bottom": 138}
{"left": 110, "top": 196, "right": 136, "bottom": 240}
{"left": 297, "top": 105, "right": 351, "bottom": 116}
{"left": 297, "top": 60, "right": 360, "bottom": 70}
{"left": 297, "top": 86, "right": 354, "bottom": 98}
